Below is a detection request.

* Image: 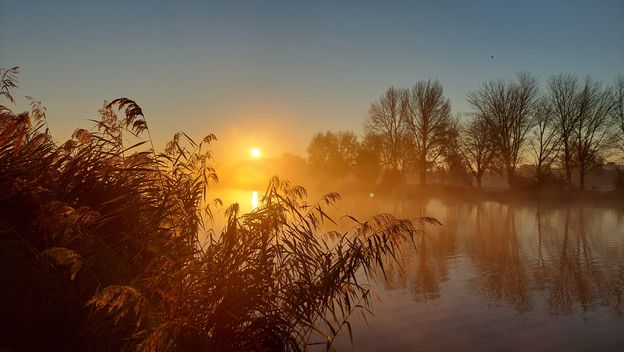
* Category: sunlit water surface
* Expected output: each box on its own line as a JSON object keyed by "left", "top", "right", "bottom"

{"left": 217, "top": 190, "right": 624, "bottom": 351}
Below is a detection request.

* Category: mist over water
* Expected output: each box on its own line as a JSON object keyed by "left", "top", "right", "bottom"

{"left": 327, "top": 195, "right": 624, "bottom": 351}
{"left": 218, "top": 188, "right": 624, "bottom": 350}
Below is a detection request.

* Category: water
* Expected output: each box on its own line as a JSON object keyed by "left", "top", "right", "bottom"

{"left": 214, "top": 189, "right": 624, "bottom": 351}
{"left": 333, "top": 197, "right": 624, "bottom": 351}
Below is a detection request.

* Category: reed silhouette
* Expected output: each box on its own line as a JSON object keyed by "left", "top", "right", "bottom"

{"left": 0, "top": 67, "right": 439, "bottom": 351}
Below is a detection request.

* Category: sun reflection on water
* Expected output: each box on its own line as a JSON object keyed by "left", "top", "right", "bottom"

{"left": 251, "top": 191, "right": 259, "bottom": 209}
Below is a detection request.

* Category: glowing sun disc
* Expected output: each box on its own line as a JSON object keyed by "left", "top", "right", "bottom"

{"left": 250, "top": 147, "right": 262, "bottom": 158}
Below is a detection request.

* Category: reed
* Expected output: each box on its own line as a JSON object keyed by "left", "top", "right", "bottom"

{"left": 0, "top": 67, "right": 436, "bottom": 351}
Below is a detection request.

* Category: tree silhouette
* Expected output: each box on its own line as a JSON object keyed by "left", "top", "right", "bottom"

{"left": 547, "top": 74, "right": 582, "bottom": 188}
{"left": 307, "top": 130, "right": 359, "bottom": 178}
{"left": 573, "top": 77, "right": 617, "bottom": 190}
{"left": 458, "top": 114, "right": 496, "bottom": 188}
{"left": 365, "top": 87, "right": 408, "bottom": 172}
{"left": 402, "top": 80, "right": 453, "bottom": 185}
{"left": 613, "top": 75, "right": 624, "bottom": 157}
{"left": 353, "top": 132, "right": 383, "bottom": 183}
{"left": 529, "top": 97, "right": 561, "bottom": 182}
{"left": 467, "top": 72, "right": 539, "bottom": 187}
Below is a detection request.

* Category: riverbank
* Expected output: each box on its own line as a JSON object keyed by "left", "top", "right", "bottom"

{"left": 329, "top": 182, "right": 624, "bottom": 209}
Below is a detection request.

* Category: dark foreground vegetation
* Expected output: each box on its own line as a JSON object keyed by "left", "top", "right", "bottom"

{"left": 0, "top": 67, "right": 439, "bottom": 351}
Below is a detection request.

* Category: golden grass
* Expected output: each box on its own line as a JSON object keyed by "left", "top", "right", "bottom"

{"left": 0, "top": 67, "right": 435, "bottom": 351}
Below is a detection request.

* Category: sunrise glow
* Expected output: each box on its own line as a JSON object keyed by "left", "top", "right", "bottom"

{"left": 250, "top": 147, "right": 262, "bottom": 158}
{"left": 3, "top": 1, "right": 622, "bottom": 350}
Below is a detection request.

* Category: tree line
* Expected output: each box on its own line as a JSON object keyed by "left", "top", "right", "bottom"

{"left": 307, "top": 73, "right": 624, "bottom": 190}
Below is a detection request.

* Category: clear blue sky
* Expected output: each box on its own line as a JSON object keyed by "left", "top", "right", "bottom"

{"left": 1, "top": 0, "right": 623, "bottom": 158}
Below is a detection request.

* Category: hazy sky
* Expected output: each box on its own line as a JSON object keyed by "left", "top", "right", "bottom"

{"left": 1, "top": 0, "right": 623, "bottom": 160}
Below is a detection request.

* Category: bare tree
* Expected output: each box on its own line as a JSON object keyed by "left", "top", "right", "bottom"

{"left": 574, "top": 77, "right": 617, "bottom": 190}
{"left": 440, "top": 114, "right": 467, "bottom": 183}
{"left": 546, "top": 74, "right": 580, "bottom": 188}
{"left": 458, "top": 114, "right": 495, "bottom": 188}
{"left": 467, "top": 72, "right": 539, "bottom": 187}
{"left": 529, "top": 97, "right": 561, "bottom": 181}
{"left": 402, "top": 80, "right": 452, "bottom": 185}
{"left": 613, "top": 75, "right": 624, "bottom": 156}
{"left": 365, "top": 87, "right": 408, "bottom": 171}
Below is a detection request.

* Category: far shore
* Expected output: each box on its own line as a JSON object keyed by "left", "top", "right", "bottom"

{"left": 325, "top": 182, "right": 624, "bottom": 209}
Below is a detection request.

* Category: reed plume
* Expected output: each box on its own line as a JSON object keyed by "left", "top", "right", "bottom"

{"left": 0, "top": 66, "right": 435, "bottom": 351}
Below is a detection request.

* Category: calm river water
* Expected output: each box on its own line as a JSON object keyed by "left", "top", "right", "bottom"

{"left": 218, "top": 189, "right": 624, "bottom": 351}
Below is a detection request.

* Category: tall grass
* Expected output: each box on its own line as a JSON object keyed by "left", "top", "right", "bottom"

{"left": 0, "top": 67, "right": 437, "bottom": 351}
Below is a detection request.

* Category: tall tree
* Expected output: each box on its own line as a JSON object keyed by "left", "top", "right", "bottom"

{"left": 440, "top": 115, "right": 467, "bottom": 183}
{"left": 467, "top": 72, "right": 539, "bottom": 187}
{"left": 402, "top": 80, "right": 452, "bottom": 185}
{"left": 613, "top": 75, "right": 624, "bottom": 156}
{"left": 546, "top": 74, "right": 580, "bottom": 188}
{"left": 573, "top": 77, "right": 617, "bottom": 190}
{"left": 529, "top": 97, "right": 561, "bottom": 181}
{"left": 365, "top": 87, "right": 407, "bottom": 171}
{"left": 458, "top": 114, "right": 495, "bottom": 188}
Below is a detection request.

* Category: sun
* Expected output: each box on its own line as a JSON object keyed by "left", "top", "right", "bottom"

{"left": 250, "top": 147, "right": 262, "bottom": 158}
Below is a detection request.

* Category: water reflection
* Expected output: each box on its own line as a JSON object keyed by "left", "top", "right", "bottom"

{"left": 383, "top": 199, "right": 459, "bottom": 302}
{"left": 215, "top": 190, "right": 624, "bottom": 350}
{"left": 379, "top": 200, "right": 624, "bottom": 316}
{"left": 534, "top": 207, "right": 624, "bottom": 317}
{"left": 468, "top": 203, "right": 532, "bottom": 312}
{"left": 251, "top": 191, "right": 259, "bottom": 209}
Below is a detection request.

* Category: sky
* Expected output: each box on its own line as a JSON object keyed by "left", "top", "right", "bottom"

{"left": 1, "top": 0, "right": 623, "bottom": 161}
